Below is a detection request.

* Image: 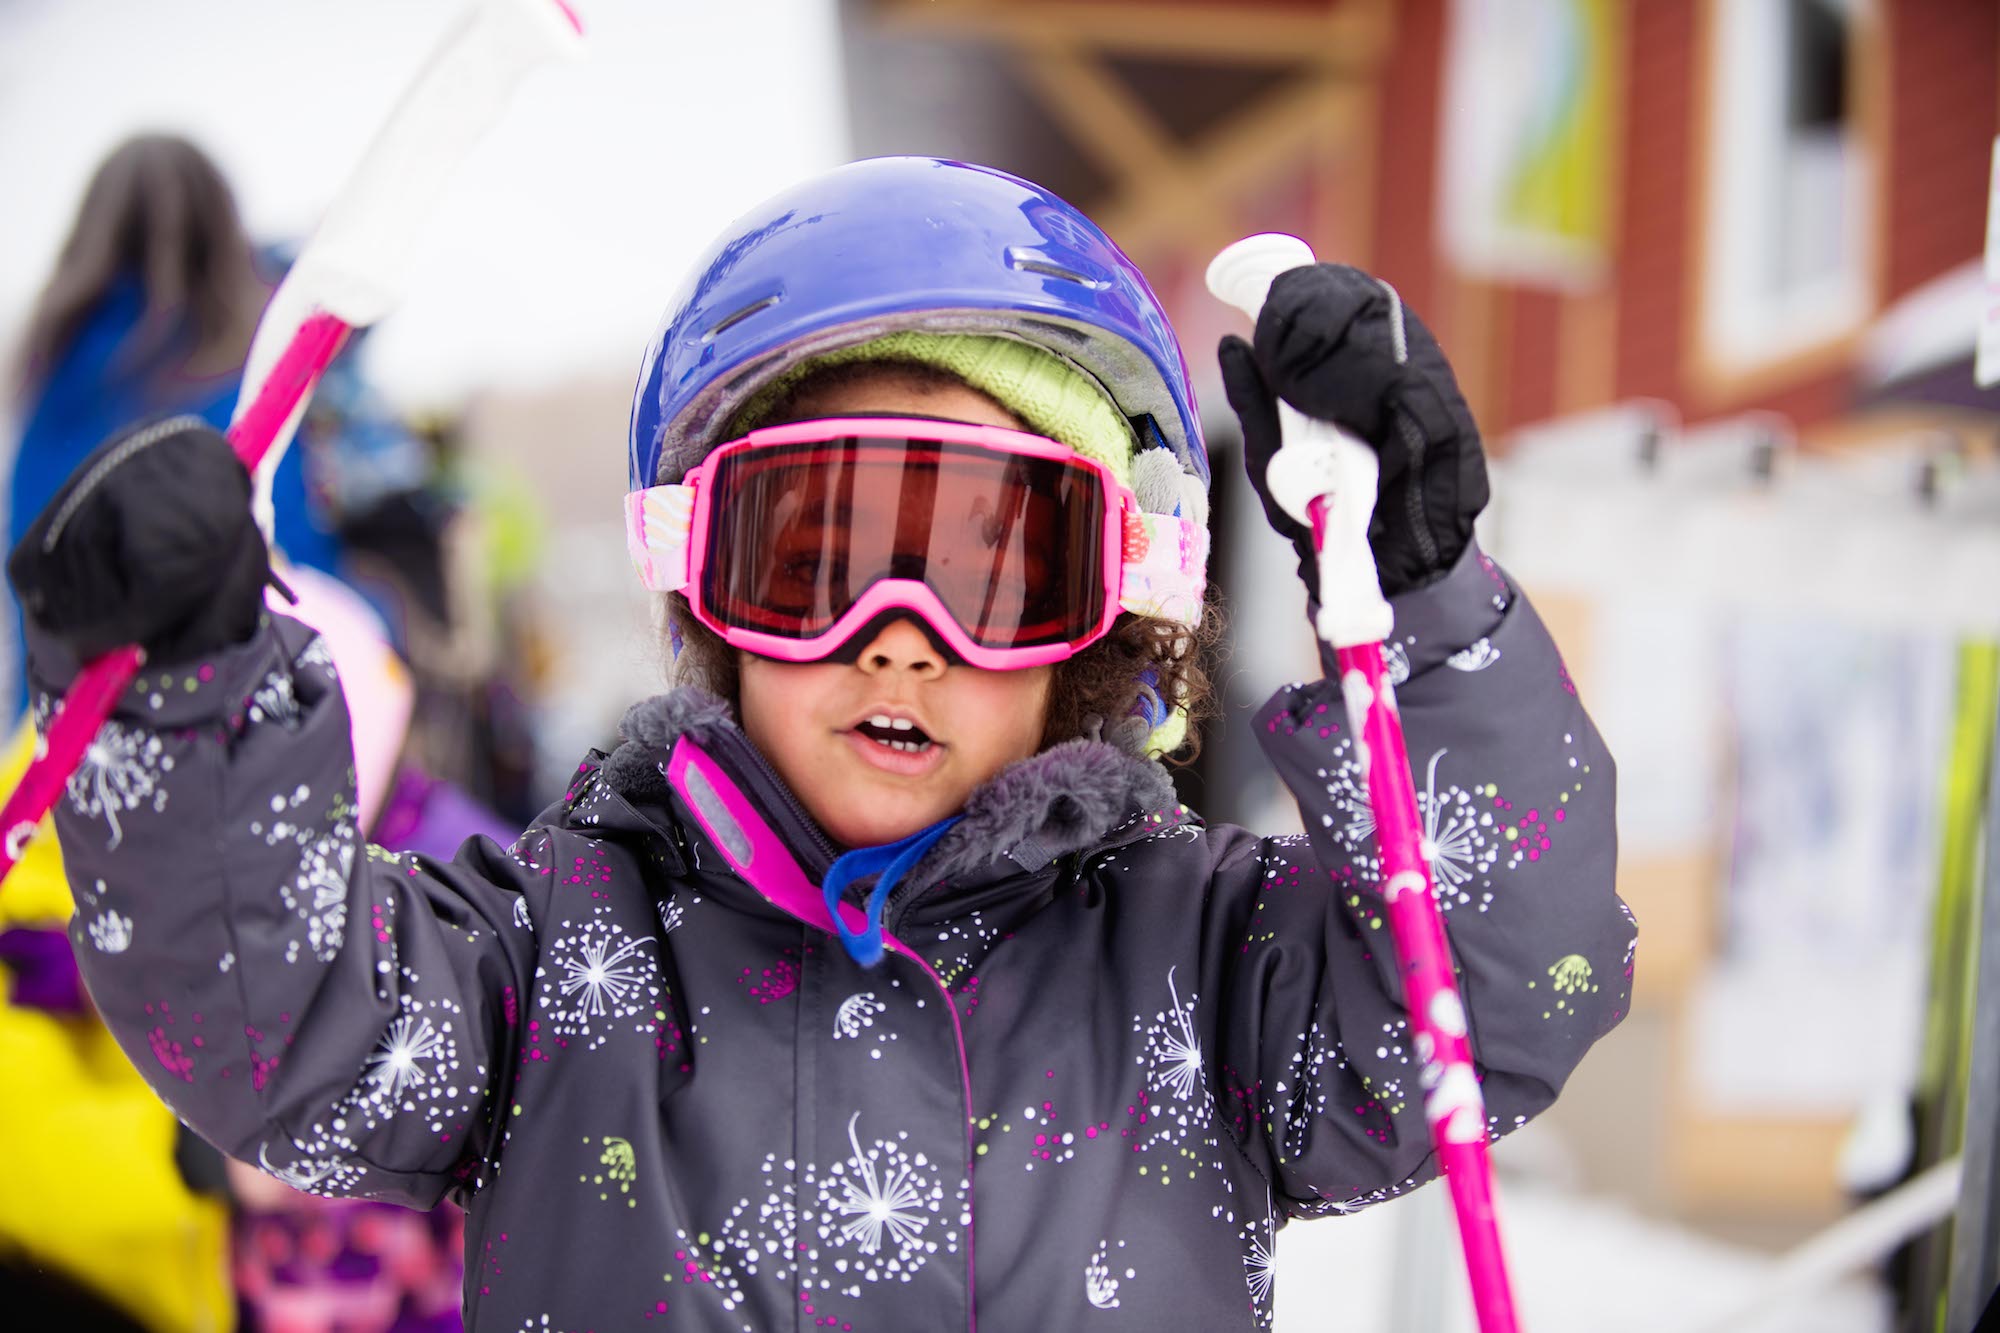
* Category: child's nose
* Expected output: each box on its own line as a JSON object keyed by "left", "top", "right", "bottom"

{"left": 855, "top": 617, "right": 944, "bottom": 678}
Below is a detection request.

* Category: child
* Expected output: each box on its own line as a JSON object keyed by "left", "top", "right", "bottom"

{"left": 11, "top": 157, "right": 1632, "bottom": 1331}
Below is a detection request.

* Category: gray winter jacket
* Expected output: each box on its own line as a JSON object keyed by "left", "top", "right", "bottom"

{"left": 43, "top": 542, "right": 1631, "bottom": 1332}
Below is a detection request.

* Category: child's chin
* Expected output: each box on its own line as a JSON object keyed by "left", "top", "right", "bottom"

{"left": 821, "top": 798, "right": 948, "bottom": 850}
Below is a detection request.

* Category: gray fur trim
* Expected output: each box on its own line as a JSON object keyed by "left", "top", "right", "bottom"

{"left": 602, "top": 689, "right": 734, "bottom": 799}
{"left": 919, "top": 737, "right": 1177, "bottom": 881}
{"left": 1130, "top": 446, "right": 1185, "bottom": 516}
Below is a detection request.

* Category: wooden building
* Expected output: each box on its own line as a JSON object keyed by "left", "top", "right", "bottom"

{"left": 838, "top": 0, "right": 2000, "bottom": 1235}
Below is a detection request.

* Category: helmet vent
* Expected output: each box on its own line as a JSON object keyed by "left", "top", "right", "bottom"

{"left": 1006, "top": 247, "right": 1111, "bottom": 291}
{"left": 704, "top": 294, "right": 782, "bottom": 343}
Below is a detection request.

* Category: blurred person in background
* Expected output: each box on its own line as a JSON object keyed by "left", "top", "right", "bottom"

{"left": 322, "top": 402, "right": 550, "bottom": 831}
{"left": 5, "top": 133, "right": 338, "bottom": 722}
{"left": 0, "top": 129, "right": 269, "bottom": 1333}
{"left": 1, "top": 133, "right": 518, "bottom": 1333}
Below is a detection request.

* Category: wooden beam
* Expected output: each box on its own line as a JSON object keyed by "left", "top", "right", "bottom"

{"left": 877, "top": 0, "right": 1393, "bottom": 69}
{"left": 1010, "top": 41, "right": 1184, "bottom": 185}
{"left": 1095, "top": 75, "right": 1373, "bottom": 267}
{"left": 1008, "top": 39, "right": 1235, "bottom": 241}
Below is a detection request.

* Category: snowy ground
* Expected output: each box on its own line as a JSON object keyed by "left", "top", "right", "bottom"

{"left": 1273, "top": 1182, "right": 1890, "bottom": 1333}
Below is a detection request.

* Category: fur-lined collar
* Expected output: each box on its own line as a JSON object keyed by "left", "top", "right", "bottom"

{"left": 602, "top": 688, "right": 1179, "bottom": 881}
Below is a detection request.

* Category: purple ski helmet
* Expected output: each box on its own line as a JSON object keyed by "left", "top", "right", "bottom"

{"left": 628, "top": 157, "right": 1205, "bottom": 491}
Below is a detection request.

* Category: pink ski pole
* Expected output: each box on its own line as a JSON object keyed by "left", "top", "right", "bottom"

{"left": 1208, "top": 235, "right": 1522, "bottom": 1333}
{"left": 0, "top": 0, "right": 584, "bottom": 888}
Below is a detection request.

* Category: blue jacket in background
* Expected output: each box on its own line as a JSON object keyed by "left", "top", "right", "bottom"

{"left": 6, "top": 277, "right": 339, "bottom": 719}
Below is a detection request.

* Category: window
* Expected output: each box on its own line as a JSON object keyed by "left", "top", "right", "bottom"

{"left": 1699, "top": 0, "right": 1874, "bottom": 374}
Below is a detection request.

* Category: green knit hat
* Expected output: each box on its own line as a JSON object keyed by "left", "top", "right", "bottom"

{"left": 731, "top": 332, "right": 1139, "bottom": 483}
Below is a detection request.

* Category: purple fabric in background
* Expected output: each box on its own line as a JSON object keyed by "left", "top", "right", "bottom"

{"left": 235, "top": 1198, "right": 465, "bottom": 1333}
{"left": 0, "top": 926, "right": 87, "bottom": 1013}
{"left": 371, "top": 767, "right": 518, "bottom": 862}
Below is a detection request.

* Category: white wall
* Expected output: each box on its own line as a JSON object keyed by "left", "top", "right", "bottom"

{"left": 0, "top": 0, "right": 849, "bottom": 409}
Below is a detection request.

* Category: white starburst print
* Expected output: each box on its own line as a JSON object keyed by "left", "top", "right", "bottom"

{"left": 1446, "top": 637, "right": 1500, "bottom": 671}
{"left": 247, "top": 669, "right": 302, "bottom": 727}
{"left": 560, "top": 931, "right": 649, "bottom": 1016}
{"left": 1416, "top": 749, "right": 1499, "bottom": 910}
{"left": 1383, "top": 641, "right": 1411, "bottom": 686}
{"left": 1085, "top": 1240, "right": 1131, "bottom": 1310}
{"left": 1336, "top": 786, "right": 1375, "bottom": 849}
{"left": 1146, "top": 966, "right": 1206, "bottom": 1101}
{"left": 66, "top": 718, "right": 174, "bottom": 849}
{"left": 363, "top": 1012, "right": 447, "bottom": 1099}
{"left": 834, "top": 992, "right": 886, "bottom": 1039}
{"left": 1419, "top": 749, "right": 1475, "bottom": 888}
{"left": 297, "top": 636, "right": 337, "bottom": 675}
{"left": 288, "top": 827, "right": 354, "bottom": 962}
{"left": 543, "top": 910, "right": 661, "bottom": 1050}
{"left": 832, "top": 1112, "right": 931, "bottom": 1256}
{"left": 1316, "top": 745, "right": 1378, "bottom": 861}
{"left": 256, "top": 1139, "right": 366, "bottom": 1198}
{"left": 333, "top": 975, "right": 476, "bottom": 1137}
{"left": 1242, "top": 1204, "right": 1277, "bottom": 1327}
{"left": 87, "top": 909, "right": 133, "bottom": 953}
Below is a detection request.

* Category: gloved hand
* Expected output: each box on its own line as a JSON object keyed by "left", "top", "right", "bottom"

{"left": 1218, "top": 263, "right": 1489, "bottom": 598}
{"left": 7, "top": 415, "right": 269, "bottom": 665}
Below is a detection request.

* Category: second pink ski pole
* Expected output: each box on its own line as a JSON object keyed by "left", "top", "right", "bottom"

{"left": 1209, "top": 233, "right": 1522, "bottom": 1333}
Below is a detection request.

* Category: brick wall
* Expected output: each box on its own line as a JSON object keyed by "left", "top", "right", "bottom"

{"left": 1882, "top": 2, "right": 2000, "bottom": 302}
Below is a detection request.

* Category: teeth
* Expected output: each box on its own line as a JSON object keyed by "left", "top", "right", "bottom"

{"left": 890, "top": 718, "right": 914, "bottom": 731}
{"left": 869, "top": 714, "right": 893, "bottom": 728}
{"left": 867, "top": 735, "right": 932, "bottom": 753}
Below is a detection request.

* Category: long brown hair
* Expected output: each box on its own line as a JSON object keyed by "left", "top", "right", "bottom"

{"left": 15, "top": 134, "right": 265, "bottom": 402}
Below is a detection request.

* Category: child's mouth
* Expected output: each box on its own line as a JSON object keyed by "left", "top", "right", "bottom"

{"left": 852, "top": 714, "right": 936, "bottom": 754}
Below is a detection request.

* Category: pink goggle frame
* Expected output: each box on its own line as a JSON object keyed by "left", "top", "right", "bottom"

{"left": 626, "top": 417, "right": 1208, "bottom": 670}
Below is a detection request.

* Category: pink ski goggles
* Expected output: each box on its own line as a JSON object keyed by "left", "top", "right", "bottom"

{"left": 626, "top": 417, "right": 1207, "bottom": 670}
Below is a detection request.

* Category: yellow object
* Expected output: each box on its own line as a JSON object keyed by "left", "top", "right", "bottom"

{"left": 0, "top": 722, "right": 234, "bottom": 1333}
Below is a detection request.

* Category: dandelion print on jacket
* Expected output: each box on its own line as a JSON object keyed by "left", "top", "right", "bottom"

{"left": 39, "top": 543, "right": 1632, "bottom": 1331}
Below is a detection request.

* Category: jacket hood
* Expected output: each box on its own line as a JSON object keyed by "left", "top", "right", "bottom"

{"left": 601, "top": 687, "right": 1180, "bottom": 884}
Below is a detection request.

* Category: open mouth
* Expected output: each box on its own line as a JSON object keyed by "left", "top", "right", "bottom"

{"left": 852, "top": 713, "right": 936, "bottom": 753}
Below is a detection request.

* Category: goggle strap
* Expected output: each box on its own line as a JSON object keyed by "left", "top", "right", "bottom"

{"left": 1116, "top": 508, "right": 1208, "bottom": 628}
{"left": 626, "top": 482, "right": 1211, "bottom": 628}
{"left": 626, "top": 484, "right": 697, "bottom": 592}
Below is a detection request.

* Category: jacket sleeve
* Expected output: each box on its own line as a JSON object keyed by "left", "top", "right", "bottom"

{"left": 31, "top": 612, "right": 540, "bottom": 1209}
{"left": 1205, "top": 541, "right": 1633, "bottom": 1218}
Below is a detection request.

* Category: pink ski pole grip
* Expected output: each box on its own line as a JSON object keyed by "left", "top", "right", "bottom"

{"left": 1208, "top": 234, "right": 1522, "bottom": 1333}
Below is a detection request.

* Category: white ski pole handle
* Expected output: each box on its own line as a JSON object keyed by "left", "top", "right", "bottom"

{"left": 1204, "top": 234, "right": 1393, "bottom": 648}
{"left": 238, "top": 0, "right": 586, "bottom": 527}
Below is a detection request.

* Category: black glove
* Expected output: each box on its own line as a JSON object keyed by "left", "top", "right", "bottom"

{"left": 1218, "top": 263, "right": 1489, "bottom": 598}
{"left": 8, "top": 415, "right": 269, "bottom": 665}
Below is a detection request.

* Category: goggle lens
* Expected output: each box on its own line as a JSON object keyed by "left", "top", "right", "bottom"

{"left": 702, "top": 438, "right": 1107, "bottom": 650}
